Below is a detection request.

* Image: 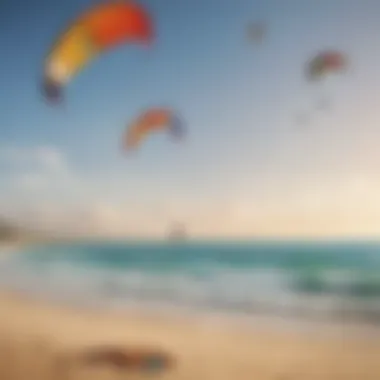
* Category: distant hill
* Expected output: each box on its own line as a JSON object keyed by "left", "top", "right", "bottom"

{"left": 0, "top": 218, "right": 21, "bottom": 242}
{"left": 0, "top": 217, "right": 73, "bottom": 246}
{"left": 0, "top": 217, "right": 46, "bottom": 244}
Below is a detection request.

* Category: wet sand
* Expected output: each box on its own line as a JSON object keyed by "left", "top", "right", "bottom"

{"left": 0, "top": 291, "right": 380, "bottom": 379}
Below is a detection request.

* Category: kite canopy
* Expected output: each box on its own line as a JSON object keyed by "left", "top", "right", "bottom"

{"left": 123, "top": 108, "right": 185, "bottom": 151}
{"left": 42, "top": 0, "right": 153, "bottom": 102}
{"left": 247, "top": 22, "right": 266, "bottom": 43}
{"left": 306, "top": 51, "right": 347, "bottom": 81}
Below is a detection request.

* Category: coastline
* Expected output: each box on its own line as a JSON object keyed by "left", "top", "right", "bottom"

{"left": 0, "top": 291, "right": 380, "bottom": 379}
{"left": 2, "top": 240, "right": 380, "bottom": 378}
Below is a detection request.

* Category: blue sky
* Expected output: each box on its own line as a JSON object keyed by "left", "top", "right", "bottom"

{"left": 1, "top": 0, "right": 380, "bottom": 238}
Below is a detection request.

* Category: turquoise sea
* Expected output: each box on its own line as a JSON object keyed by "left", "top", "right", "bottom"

{"left": 1, "top": 241, "right": 380, "bottom": 325}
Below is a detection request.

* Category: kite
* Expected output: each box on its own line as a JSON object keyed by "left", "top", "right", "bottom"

{"left": 123, "top": 108, "right": 185, "bottom": 151}
{"left": 42, "top": 0, "right": 153, "bottom": 102}
{"left": 305, "top": 51, "right": 347, "bottom": 81}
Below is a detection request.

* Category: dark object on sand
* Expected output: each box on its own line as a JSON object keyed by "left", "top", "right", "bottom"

{"left": 82, "top": 346, "right": 174, "bottom": 371}
{"left": 59, "top": 345, "right": 175, "bottom": 374}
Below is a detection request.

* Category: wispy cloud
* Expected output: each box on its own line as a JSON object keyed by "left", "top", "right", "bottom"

{"left": 1, "top": 144, "right": 380, "bottom": 239}
{"left": 0, "top": 146, "right": 169, "bottom": 237}
{"left": 0, "top": 145, "right": 68, "bottom": 172}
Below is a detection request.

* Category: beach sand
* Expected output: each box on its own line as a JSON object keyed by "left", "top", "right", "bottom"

{"left": 0, "top": 292, "right": 380, "bottom": 379}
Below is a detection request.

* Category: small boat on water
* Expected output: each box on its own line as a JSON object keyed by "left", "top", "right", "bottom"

{"left": 167, "top": 222, "right": 187, "bottom": 242}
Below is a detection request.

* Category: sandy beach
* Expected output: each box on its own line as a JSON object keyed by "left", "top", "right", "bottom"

{"left": 0, "top": 292, "right": 379, "bottom": 380}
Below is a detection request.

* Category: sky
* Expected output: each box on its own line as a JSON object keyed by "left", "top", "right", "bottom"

{"left": 1, "top": 0, "right": 380, "bottom": 239}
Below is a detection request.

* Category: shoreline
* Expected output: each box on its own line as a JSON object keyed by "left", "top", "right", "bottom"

{"left": 1, "top": 291, "right": 380, "bottom": 379}
{"left": 3, "top": 287, "right": 380, "bottom": 342}
{"left": 2, "top": 241, "right": 380, "bottom": 378}
{"left": 2, "top": 244, "right": 380, "bottom": 340}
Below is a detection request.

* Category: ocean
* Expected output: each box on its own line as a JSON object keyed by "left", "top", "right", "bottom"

{"left": 1, "top": 240, "right": 380, "bottom": 327}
